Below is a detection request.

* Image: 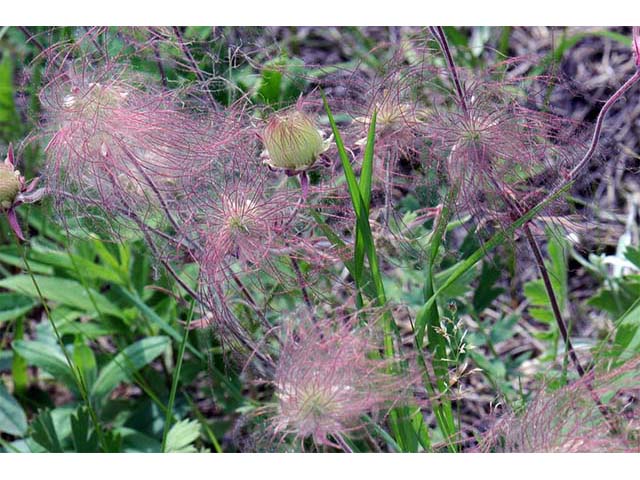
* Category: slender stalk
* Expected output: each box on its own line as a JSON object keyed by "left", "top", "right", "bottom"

{"left": 429, "top": 27, "right": 469, "bottom": 115}
{"left": 161, "top": 298, "right": 195, "bottom": 452}
{"left": 290, "top": 256, "right": 314, "bottom": 316}
{"left": 18, "top": 242, "right": 107, "bottom": 451}
{"left": 152, "top": 41, "right": 168, "bottom": 88}
{"left": 17, "top": 27, "right": 46, "bottom": 56}
{"left": 523, "top": 226, "right": 585, "bottom": 376}
{"left": 172, "top": 27, "right": 219, "bottom": 110}
{"left": 523, "top": 226, "right": 616, "bottom": 427}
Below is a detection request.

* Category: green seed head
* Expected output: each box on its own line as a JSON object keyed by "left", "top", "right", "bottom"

{"left": 262, "top": 110, "right": 325, "bottom": 172}
{"left": 0, "top": 163, "right": 20, "bottom": 209}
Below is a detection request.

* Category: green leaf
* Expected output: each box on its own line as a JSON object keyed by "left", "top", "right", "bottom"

{"left": 0, "top": 247, "right": 54, "bottom": 275}
{"left": 70, "top": 407, "right": 99, "bottom": 453}
{"left": 73, "top": 341, "right": 97, "bottom": 391}
{"left": 256, "top": 60, "right": 283, "bottom": 104}
{"left": 90, "top": 336, "right": 170, "bottom": 401}
{"left": 115, "top": 427, "right": 157, "bottom": 453}
{"left": 12, "top": 340, "right": 77, "bottom": 391}
{"left": 30, "top": 409, "right": 63, "bottom": 452}
{"left": 0, "top": 381, "right": 27, "bottom": 436}
{"left": 11, "top": 316, "right": 27, "bottom": 396}
{"left": 255, "top": 57, "right": 306, "bottom": 105}
{"left": 164, "top": 419, "right": 201, "bottom": 453}
{"left": 117, "top": 287, "right": 203, "bottom": 361}
{"left": 27, "top": 242, "right": 126, "bottom": 285}
{"left": 613, "top": 297, "right": 640, "bottom": 360}
{"left": 524, "top": 280, "right": 550, "bottom": 306}
{"left": 473, "top": 261, "right": 505, "bottom": 313}
{"left": 0, "top": 274, "right": 124, "bottom": 319}
{"left": 0, "top": 55, "right": 22, "bottom": 141}
{"left": 0, "top": 293, "right": 36, "bottom": 323}
{"left": 624, "top": 246, "right": 640, "bottom": 269}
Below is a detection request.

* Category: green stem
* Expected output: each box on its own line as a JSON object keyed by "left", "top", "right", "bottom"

{"left": 161, "top": 298, "right": 196, "bottom": 452}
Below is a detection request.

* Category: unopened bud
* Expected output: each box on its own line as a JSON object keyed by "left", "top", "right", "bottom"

{"left": 262, "top": 110, "right": 328, "bottom": 172}
{"left": 0, "top": 163, "right": 20, "bottom": 209}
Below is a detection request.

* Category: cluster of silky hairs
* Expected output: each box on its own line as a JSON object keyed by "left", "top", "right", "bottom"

{"left": 11, "top": 26, "right": 640, "bottom": 451}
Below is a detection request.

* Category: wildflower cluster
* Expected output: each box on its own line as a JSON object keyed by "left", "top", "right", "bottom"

{"left": 19, "top": 26, "right": 640, "bottom": 452}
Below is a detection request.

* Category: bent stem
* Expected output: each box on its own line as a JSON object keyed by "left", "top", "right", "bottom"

{"left": 545, "top": 68, "right": 640, "bottom": 205}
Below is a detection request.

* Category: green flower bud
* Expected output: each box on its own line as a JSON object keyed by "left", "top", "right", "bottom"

{"left": 262, "top": 110, "right": 328, "bottom": 172}
{"left": 0, "top": 163, "right": 20, "bottom": 209}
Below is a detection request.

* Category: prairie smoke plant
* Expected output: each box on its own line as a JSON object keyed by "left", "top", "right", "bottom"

{"left": 347, "top": 67, "right": 432, "bottom": 223}
{"left": 41, "top": 65, "right": 202, "bottom": 237}
{"left": 478, "top": 359, "right": 640, "bottom": 452}
{"left": 271, "top": 312, "right": 416, "bottom": 450}
{"left": 427, "top": 75, "right": 579, "bottom": 224}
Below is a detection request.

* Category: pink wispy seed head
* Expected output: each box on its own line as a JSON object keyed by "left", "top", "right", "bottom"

{"left": 342, "top": 61, "right": 436, "bottom": 200}
{"left": 426, "top": 72, "right": 581, "bottom": 224}
{"left": 270, "top": 310, "right": 416, "bottom": 450}
{"left": 198, "top": 186, "right": 291, "bottom": 281}
{"left": 478, "top": 358, "right": 640, "bottom": 452}
{"left": 40, "top": 63, "right": 215, "bottom": 238}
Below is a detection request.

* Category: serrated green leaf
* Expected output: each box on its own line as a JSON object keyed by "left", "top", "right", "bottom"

{"left": 30, "top": 409, "right": 63, "bottom": 453}
{"left": 473, "top": 261, "right": 505, "bottom": 313}
{"left": 613, "top": 297, "right": 640, "bottom": 360}
{"left": 70, "top": 407, "right": 99, "bottom": 453}
{"left": 524, "top": 280, "right": 552, "bottom": 306}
